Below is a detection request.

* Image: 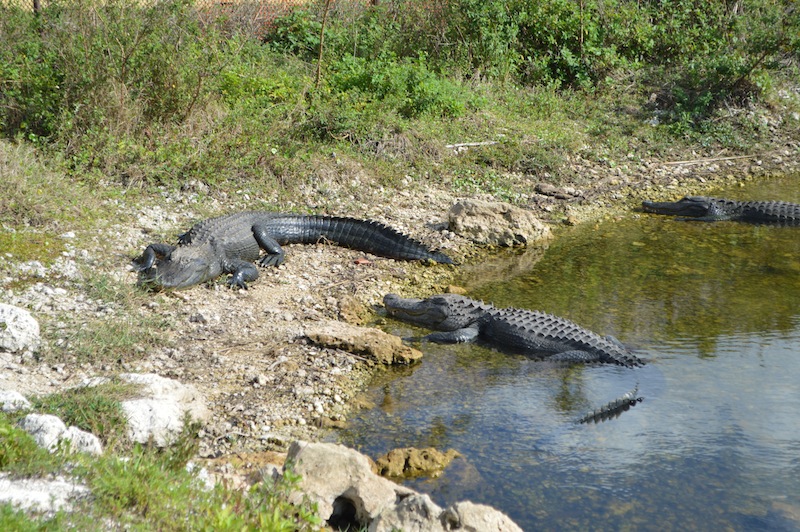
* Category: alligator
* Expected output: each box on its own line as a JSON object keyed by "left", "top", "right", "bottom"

{"left": 576, "top": 385, "right": 643, "bottom": 424}
{"left": 134, "top": 212, "right": 453, "bottom": 289}
{"left": 642, "top": 196, "right": 800, "bottom": 225}
{"left": 383, "top": 293, "right": 644, "bottom": 367}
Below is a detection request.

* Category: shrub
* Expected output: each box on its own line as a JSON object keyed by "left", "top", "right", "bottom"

{"left": 265, "top": 9, "right": 323, "bottom": 61}
{"left": 0, "top": 0, "right": 226, "bottom": 145}
{"left": 0, "top": 9, "right": 63, "bottom": 141}
{"left": 329, "top": 54, "right": 470, "bottom": 119}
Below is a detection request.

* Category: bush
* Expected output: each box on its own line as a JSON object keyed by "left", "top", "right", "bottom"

{"left": 647, "top": 1, "right": 799, "bottom": 124}
{"left": 264, "top": 9, "right": 322, "bottom": 61}
{"left": 329, "top": 54, "right": 469, "bottom": 118}
{"left": 0, "top": 9, "right": 62, "bottom": 141}
{"left": 0, "top": 0, "right": 226, "bottom": 146}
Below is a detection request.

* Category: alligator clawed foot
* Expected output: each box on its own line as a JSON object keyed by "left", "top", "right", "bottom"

{"left": 257, "top": 254, "right": 285, "bottom": 268}
{"left": 226, "top": 278, "right": 249, "bottom": 290}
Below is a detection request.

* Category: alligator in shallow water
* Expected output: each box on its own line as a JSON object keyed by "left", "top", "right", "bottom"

{"left": 383, "top": 293, "right": 644, "bottom": 367}
{"left": 134, "top": 212, "right": 453, "bottom": 289}
{"left": 642, "top": 196, "right": 800, "bottom": 225}
{"left": 576, "top": 385, "right": 643, "bottom": 424}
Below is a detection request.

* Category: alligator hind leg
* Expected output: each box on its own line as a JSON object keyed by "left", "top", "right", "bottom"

{"left": 251, "top": 226, "right": 287, "bottom": 267}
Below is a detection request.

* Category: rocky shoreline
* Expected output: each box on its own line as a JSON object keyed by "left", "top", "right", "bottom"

{"left": 2, "top": 140, "right": 799, "bottom": 526}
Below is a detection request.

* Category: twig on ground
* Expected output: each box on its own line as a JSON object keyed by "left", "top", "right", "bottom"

{"left": 662, "top": 154, "right": 760, "bottom": 166}
{"left": 444, "top": 141, "right": 499, "bottom": 149}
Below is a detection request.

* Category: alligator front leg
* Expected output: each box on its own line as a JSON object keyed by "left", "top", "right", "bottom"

{"left": 223, "top": 258, "right": 260, "bottom": 289}
{"left": 424, "top": 326, "right": 481, "bottom": 344}
{"left": 133, "top": 243, "right": 176, "bottom": 271}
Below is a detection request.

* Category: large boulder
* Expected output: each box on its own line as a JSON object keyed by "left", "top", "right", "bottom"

{"left": 448, "top": 199, "right": 552, "bottom": 246}
{"left": 287, "top": 441, "right": 414, "bottom": 527}
{"left": 0, "top": 303, "right": 41, "bottom": 358}
{"left": 369, "top": 493, "right": 446, "bottom": 532}
{"left": 119, "top": 373, "right": 211, "bottom": 447}
{"left": 285, "top": 441, "right": 522, "bottom": 531}
{"left": 442, "top": 501, "right": 525, "bottom": 532}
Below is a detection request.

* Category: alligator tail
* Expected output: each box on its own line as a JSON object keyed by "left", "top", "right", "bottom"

{"left": 576, "top": 385, "right": 643, "bottom": 424}
{"left": 271, "top": 215, "right": 455, "bottom": 264}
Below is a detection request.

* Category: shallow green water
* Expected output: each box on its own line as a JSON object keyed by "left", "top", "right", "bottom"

{"left": 333, "top": 176, "right": 800, "bottom": 530}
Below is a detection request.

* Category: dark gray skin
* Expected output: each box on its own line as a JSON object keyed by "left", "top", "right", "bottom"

{"left": 134, "top": 212, "right": 453, "bottom": 290}
{"left": 642, "top": 196, "right": 800, "bottom": 225}
{"left": 576, "top": 385, "right": 643, "bottom": 424}
{"left": 383, "top": 293, "right": 644, "bottom": 367}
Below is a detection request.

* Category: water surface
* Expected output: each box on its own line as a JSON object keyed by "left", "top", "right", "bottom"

{"left": 333, "top": 177, "right": 800, "bottom": 530}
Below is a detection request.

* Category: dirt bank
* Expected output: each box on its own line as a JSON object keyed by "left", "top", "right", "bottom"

{"left": 4, "top": 139, "right": 799, "bottom": 485}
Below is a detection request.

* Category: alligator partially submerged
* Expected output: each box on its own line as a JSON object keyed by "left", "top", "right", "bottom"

{"left": 576, "top": 385, "right": 643, "bottom": 424}
{"left": 642, "top": 196, "right": 800, "bottom": 225}
{"left": 134, "top": 212, "right": 453, "bottom": 289}
{"left": 383, "top": 293, "right": 644, "bottom": 367}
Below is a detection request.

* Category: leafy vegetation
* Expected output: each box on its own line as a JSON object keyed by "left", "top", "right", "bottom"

{"left": 0, "top": 416, "right": 57, "bottom": 476}
{"left": 0, "top": 0, "right": 797, "bottom": 194}
{"left": 0, "top": 410, "right": 321, "bottom": 530}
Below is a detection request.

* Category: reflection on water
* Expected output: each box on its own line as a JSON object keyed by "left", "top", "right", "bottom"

{"left": 332, "top": 176, "right": 800, "bottom": 530}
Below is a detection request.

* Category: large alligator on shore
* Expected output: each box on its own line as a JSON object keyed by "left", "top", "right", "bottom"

{"left": 134, "top": 212, "right": 453, "bottom": 289}
{"left": 642, "top": 196, "right": 800, "bottom": 225}
{"left": 383, "top": 293, "right": 644, "bottom": 367}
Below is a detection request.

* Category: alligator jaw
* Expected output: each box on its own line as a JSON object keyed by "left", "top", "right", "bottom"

{"left": 641, "top": 196, "right": 712, "bottom": 218}
{"left": 383, "top": 294, "right": 450, "bottom": 327}
{"left": 137, "top": 246, "right": 219, "bottom": 290}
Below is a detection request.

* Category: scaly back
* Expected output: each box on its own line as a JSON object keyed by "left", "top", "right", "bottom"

{"left": 735, "top": 200, "right": 800, "bottom": 225}
{"left": 485, "top": 307, "right": 643, "bottom": 367}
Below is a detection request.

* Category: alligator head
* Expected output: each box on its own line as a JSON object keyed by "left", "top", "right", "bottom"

{"left": 383, "top": 293, "right": 491, "bottom": 331}
{"left": 641, "top": 196, "right": 729, "bottom": 219}
{"left": 137, "top": 244, "right": 222, "bottom": 290}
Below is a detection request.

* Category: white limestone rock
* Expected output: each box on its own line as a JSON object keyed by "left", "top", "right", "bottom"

{"left": 63, "top": 426, "right": 103, "bottom": 456}
{"left": 442, "top": 501, "right": 525, "bottom": 532}
{"left": 17, "top": 413, "right": 68, "bottom": 451}
{"left": 0, "top": 303, "right": 41, "bottom": 358}
{"left": 285, "top": 441, "right": 523, "bottom": 531}
{"left": 120, "top": 373, "right": 210, "bottom": 447}
{"left": 369, "top": 493, "right": 446, "bottom": 532}
{"left": 287, "top": 440, "right": 414, "bottom": 526}
{"left": 0, "top": 390, "right": 31, "bottom": 412}
{"left": 17, "top": 413, "right": 102, "bottom": 455}
{"left": 0, "top": 473, "right": 89, "bottom": 513}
